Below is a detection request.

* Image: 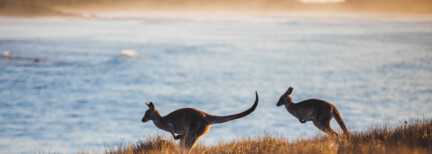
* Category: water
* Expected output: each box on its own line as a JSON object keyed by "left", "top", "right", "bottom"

{"left": 0, "top": 14, "right": 432, "bottom": 153}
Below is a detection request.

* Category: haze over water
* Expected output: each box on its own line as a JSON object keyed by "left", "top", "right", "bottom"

{"left": 0, "top": 13, "right": 432, "bottom": 153}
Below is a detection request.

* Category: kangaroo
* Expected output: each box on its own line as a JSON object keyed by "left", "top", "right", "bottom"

{"left": 142, "top": 92, "right": 259, "bottom": 153}
{"left": 276, "top": 87, "right": 348, "bottom": 136}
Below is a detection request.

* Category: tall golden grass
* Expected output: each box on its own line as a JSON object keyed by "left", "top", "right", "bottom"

{"left": 107, "top": 119, "right": 432, "bottom": 154}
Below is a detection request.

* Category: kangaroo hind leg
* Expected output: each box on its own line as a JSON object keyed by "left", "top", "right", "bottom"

{"left": 183, "top": 126, "right": 208, "bottom": 153}
{"left": 313, "top": 119, "right": 338, "bottom": 137}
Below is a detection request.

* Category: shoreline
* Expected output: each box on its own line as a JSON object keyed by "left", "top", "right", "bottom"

{"left": 1, "top": 10, "right": 432, "bottom": 21}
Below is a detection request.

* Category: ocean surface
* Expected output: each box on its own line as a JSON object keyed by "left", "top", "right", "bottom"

{"left": 0, "top": 13, "right": 431, "bottom": 153}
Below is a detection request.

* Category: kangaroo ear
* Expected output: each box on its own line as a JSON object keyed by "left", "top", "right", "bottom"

{"left": 148, "top": 102, "right": 155, "bottom": 109}
{"left": 146, "top": 102, "right": 154, "bottom": 109}
{"left": 286, "top": 87, "right": 293, "bottom": 95}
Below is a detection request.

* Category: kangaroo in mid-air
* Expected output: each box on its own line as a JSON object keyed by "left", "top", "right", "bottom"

{"left": 142, "top": 92, "right": 259, "bottom": 153}
{"left": 276, "top": 87, "right": 348, "bottom": 136}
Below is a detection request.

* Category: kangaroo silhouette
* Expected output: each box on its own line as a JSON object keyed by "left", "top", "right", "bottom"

{"left": 277, "top": 87, "right": 348, "bottom": 136}
{"left": 142, "top": 91, "right": 259, "bottom": 153}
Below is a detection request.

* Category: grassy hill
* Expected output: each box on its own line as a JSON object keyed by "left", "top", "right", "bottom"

{"left": 107, "top": 119, "right": 432, "bottom": 154}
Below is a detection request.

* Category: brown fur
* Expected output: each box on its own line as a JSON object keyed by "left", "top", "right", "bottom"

{"left": 277, "top": 87, "right": 348, "bottom": 136}
{"left": 142, "top": 92, "right": 259, "bottom": 153}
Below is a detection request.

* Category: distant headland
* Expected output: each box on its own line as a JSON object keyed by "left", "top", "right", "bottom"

{"left": 1, "top": 0, "right": 431, "bottom": 17}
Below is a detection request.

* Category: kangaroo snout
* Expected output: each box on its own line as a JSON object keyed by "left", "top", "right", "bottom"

{"left": 276, "top": 102, "right": 283, "bottom": 106}
{"left": 142, "top": 113, "right": 151, "bottom": 123}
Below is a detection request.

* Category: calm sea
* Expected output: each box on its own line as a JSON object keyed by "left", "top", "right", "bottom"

{"left": 0, "top": 14, "right": 431, "bottom": 153}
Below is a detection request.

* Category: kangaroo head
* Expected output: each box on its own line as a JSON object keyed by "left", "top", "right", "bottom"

{"left": 277, "top": 87, "right": 293, "bottom": 106}
{"left": 142, "top": 102, "right": 157, "bottom": 123}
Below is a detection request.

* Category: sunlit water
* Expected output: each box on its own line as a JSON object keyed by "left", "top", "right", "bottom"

{"left": 0, "top": 14, "right": 431, "bottom": 153}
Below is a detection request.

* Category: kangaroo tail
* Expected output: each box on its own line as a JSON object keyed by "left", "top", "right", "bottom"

{"left": 207, "top": 91, "right": 259, "bottom": 125}
{"left": 333, "top": 109, "right": 349, "bottom": 135}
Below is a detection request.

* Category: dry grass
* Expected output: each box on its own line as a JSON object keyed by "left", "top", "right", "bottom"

{"left": 108, "top": 119, "right": 432, "bottom": 154}
{"left": 105, "top": 135, "right": 178, "bottom": 154}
